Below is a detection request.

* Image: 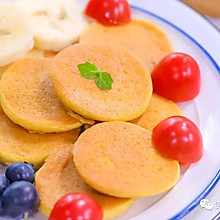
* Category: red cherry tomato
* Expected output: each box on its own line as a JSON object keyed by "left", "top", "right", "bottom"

{"left": 85, "top": 0, "right": 131, "bottom": 26}
{"left": 49, "top": 193, "right": 103, "bottom": 220}
{"left": 152, "top": 116, "right": 203, "bottom": 164}
{"left": 151, "top": 53, "right": 201, "bottom": 102}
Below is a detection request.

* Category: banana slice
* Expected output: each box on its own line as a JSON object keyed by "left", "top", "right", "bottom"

{"left": 0, "top": 1, "right": 34, "bottom": 66}
{"left": 18, "top": 0, "right": 89, "bottom": 52}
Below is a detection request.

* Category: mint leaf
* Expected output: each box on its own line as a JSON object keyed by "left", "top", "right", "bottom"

{"left": 78, "top": 62, "right": 113, "bottom": 90}
{"left": 95, "top": 72, "right": 113, "bottom": 90}
{"left": 77, "top": 62, "right": 98, "bottom": 79}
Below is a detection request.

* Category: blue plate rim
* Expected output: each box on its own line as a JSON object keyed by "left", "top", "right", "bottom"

{"left": 131, "top": 4, "right": 220, "bottom": 220}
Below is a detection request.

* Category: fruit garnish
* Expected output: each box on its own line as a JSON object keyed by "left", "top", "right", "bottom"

{"left": 151, "top": 52, "right": 201, "bottom": 102}
{"left": 2, "top": 181, "right": 39, "bottom": 218}
{"left": 152, "top": 116, "right": 203, "bottom": 164}
{"left": 0, "top": 1, "right": 34, "bottom": 67}
{"left": 78, "top": 62, "right": 113, "bottom": 90}
{"left": 85, "top": 0, "right": 131, "bottom": 26}
{"left": 6, "top": 162, "right": 35, "bottom": 183}
{"left": 49, "top": 193, "right": 103, "bottom": 220}
{"left": 18, "top": 0, "right": 88, "bottom": 52}
{"left": 0, "top": 198, "right": 2, "bottom": 214}
{"left": 0, "top": 175, "right": 9, "bottom": 195}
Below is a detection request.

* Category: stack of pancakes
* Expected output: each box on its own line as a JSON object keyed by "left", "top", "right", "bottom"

{"left": 0, "top": 19, "right": 183, "bottom": 219}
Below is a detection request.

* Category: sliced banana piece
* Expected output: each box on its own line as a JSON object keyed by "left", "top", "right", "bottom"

{"left": 18, "top": 0, "right": 89, "bottom": 52}
{"left": 0, "top": 1, "right": 34, "bottom": 66}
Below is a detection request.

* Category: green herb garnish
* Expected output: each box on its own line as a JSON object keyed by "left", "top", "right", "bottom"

{"left": 78, "top": 62, "right": 113, "bottom": 90}
{"left": 24, "top": 212, "right": 28, "bottom": 220}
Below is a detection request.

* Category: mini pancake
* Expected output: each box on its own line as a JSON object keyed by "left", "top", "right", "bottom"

{"left": 73, "top": 121, "right": 180, "bottom": 198}
{"left": 24, "top": 48, "right": 44, "bottom": 58}
{"left": 79, "top": 19, "right": 173, "bottom": 73}
{"left": 66, "top": 107, "right": 95, "bottom": 125}
{"left": 131, "top": 94, "right": 182, "bottom": 131}
{"left": 0, "top": 57, "right": 82, "bottom": 133}
{"left": 0, "top": 49, "right": 51, "bottom": 78}
{"left": 43, "top": 50, "right": 57, "bottom": 58}
{"left": 0, "top": 65, "right": 9, "bottom": 78}
{"left": 0, "top": 49, "right": 44, "bottom": 78}
{"left": 35, "top": 145, "right": 134, "bottom": 219}
{"left": 50, "top": 43, "right": 152, "bottom": 121}
{"left": 0, "top": 106, "right": 79, "bottom": 169}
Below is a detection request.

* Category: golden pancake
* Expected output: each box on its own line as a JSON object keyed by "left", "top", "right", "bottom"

{"left": 131, "top": 94, "right": 182, "bottom": 131}
{"left": 0, "top": 49, "right": 53, "bottom": 78}
{"left": 80, "top": 19, "right": 173, "bottom": 73}
{"left": 0, "top": 107, "right": 79, "bottom": 169}
{"left": 24, "top": 48, "right": 44, "bottom": 58}
{"left": 74, "top": 121, "right": 180, "bottom": 198}
{"left": 44, "top": 50, "right": 57, "bottom": 58}
{"left": 0, "top": 49, "right": 44, "bottom": 78}
{"left": 0, "top": 65, "right": 9, "bottom": 78}
{"left": 35, "top": 145, "right": 134, "bottom": 219}
{"left": 50, "top": 43, "right": 152, "bottom": 121}
{"left": 0, "top": 57, "right": 82, "bottom": 133}
{"left": 66, "top": 107, "right": 95, "bottom": 125}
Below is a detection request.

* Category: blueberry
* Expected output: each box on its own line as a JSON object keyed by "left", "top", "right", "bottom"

{"left": 0, "top": 175, "right": 10, "bottom": 195}
{"left": 2, "top": 181, "right": 39, "bottom": 218}
{"left": 6, "top": 162, "right": 35, "bottom": 183}
{"left": 0, "top": 197, "right": 2, "bottom": 214}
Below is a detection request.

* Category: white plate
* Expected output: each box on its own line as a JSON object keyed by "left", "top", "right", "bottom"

{"left": 1, "top": 0, "right": 220, "bottom": 219}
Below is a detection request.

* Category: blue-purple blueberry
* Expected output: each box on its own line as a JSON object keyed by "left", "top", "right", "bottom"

{"left": 0, "top": 175, "right": 10, "bottom": 195}
{"left": 2, "top": 181, "right": 39, "bottom": 218}
{"left": 5, "top": 162, "right": 35, "bottom": 183}
{"left": 0, "top": 197, "right": 2, "bottom": 214}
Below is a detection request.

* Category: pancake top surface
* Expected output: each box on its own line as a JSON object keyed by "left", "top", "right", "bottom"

{"left": 0, "top": 106, "right": 79, "bottom": 168}
{"left": 50, "top": 43, "right": 152, "bottom": 121}
{"left": 80, "top": 19, "right": 173, "bottom": 73}
{"left": 0, "top": 57, "right": 81, "bottom": 133}
{"left": 73, "top": 121, "right": 180, "bottom": 198}
{"left": 131, "top": 94, "right": 183, "bottom": 131}
{"left": 35, "top": 145, "right": 133, "bottom": 219}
